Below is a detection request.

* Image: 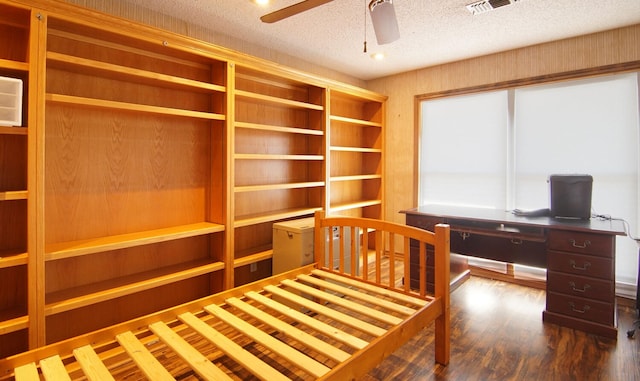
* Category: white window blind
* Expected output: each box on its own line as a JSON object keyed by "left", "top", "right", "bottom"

{"left": 419, "top": 90, "right": 508, "bottom": 209}
{"left": 514, "top": 74, "right": 639, "bottom": 284}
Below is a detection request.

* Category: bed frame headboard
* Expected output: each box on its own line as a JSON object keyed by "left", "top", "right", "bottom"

{"left": 313, "top": 210, "right": 451, "bottom": 370}
{"left": 313, "top": 211, "right": 450, "bottom": 298}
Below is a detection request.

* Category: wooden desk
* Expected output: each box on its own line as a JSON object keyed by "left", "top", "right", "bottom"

{"left": 402, "top": 205, "right": 627, "bottom": 338}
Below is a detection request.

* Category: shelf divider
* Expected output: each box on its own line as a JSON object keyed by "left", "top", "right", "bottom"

{"left": 46, "top": 93, "right": 226, "bottom": 121}
{"left": 45, "top": 222, "right": 225, "bottom": 261}
{"left": 0, "top": 190, "right": 28, "bottom": 201}
{"left": 0, "top": 252, "right": 28, "bottom": 269}
{"left": 45, "top": 260, "right": 225, "bottom": 316}
{"left": 0, "top": 311, "right": 28, "bottom": 335}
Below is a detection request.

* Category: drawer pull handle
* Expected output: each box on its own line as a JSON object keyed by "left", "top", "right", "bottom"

{"left": 569, "top": 281, "right": 591, "bottom": 293}
{"left": 511, "top": 239, "right": 523, "bottom": 245}
{"left": 570, "top": 239, "right": 591, "bottom": 249}
{"left": 570, "top": 260, "right": 591, "bottom": 271}
{"left": 568, "top": 302, "right": 590, "bottom": 314}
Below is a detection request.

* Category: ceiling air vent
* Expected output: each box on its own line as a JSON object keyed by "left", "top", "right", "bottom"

{"left": 466, "top": 0, "right": 520, "bottom": 15}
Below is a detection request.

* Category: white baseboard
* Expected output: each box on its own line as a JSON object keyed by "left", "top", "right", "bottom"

{"left": 617, "top": 281, "right": 637, "bottom": 301}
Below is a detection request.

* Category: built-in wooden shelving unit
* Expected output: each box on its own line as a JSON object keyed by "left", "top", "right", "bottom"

{"left": 0, "top": 0, "right": 386, "bottom": 357}
{"left": 39, "top": 13, "right": 228, "bottom": 344}
{"left": 230, "top": 64, "right": 327, "bottom": 286}
{"left": 328, "top": 89, "right": 385, "bottom": 219}
{"left": 0, "top": 1, "right": 34, "bottom": 358}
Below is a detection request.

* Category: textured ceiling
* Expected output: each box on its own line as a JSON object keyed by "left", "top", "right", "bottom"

{"left": 124, "top": 0, "right": 640, "bottom": 80}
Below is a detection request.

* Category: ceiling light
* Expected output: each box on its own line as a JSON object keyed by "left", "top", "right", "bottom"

{"left": 254, "top": 0, "right": 269, "bottom": 6}
{"left": 368, "top": 0, "right": 400, "bottom": 45}
{"left": 370, "top": 52, "right": 386, "bottom": 60}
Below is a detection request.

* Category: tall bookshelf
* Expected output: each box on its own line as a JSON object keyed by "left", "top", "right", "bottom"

{"left": 0, "top": 0, "right": 386, "bottom": 356}
{"left": 0, "top": 2, "right": 36, "bottom": 358}
{"left": 230, "top": 65, "right": 326, "bottom": 287}
{"left": 40, "top": 15, "right": 228, "bottom": 343}
{"left": 328, "top": 89, "right": 385, "bottom": 219}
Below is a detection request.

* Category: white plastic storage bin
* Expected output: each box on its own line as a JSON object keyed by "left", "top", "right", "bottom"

{"left": 272, "top": 217, "right": 315, "bottom": 275}
{"left": 272, "top": 217, "right": 360, "bottom": 275}
{"left": 0, "top": 76, "right": 23, "bottom": 127}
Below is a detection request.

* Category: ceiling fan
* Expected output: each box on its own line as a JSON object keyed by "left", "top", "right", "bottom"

{"left": 260, "top": 0, "right": 400, "bottom": 45}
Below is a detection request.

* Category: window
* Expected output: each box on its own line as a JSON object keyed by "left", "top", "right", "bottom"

{"left": 419, "top": 90, "right": 508, "bottom": 208}
{"left": 418, "top": 72, "right": 640, "bottom": 286}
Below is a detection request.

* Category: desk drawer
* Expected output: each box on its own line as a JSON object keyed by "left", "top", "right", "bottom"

{"left": 451, "top": 233, "right": 546, "bottom": 267}
{"left": 547, "top": 250, "right": 613, "bottom": 280}
{"left": 546, "top": 291, "right": 614, "bottom": 325}
{"left": 548, "top": 230, "right": 614, "bottom": 257}
{"left": 547, "top": 271, "right": 614, "bottom": 302}
{"left": 406, "top": 215, "right": 444, "bottom": 232}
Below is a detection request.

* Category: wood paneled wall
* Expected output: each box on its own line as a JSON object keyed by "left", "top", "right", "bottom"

{"left": 367, "top": 24, "right": 640, "bottom": 224}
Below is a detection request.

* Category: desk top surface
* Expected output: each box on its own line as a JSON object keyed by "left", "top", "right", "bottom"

{"left": 402, "top": 204, "right": 627, "bottom": 236}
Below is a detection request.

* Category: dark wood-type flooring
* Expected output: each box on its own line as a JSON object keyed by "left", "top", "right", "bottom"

{"left": 362, "top": 275, "right": 640, "bottom": 381}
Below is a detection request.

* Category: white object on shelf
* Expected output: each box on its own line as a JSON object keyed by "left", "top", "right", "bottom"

{"left": 0, "top": 76, "right": 23, "bottom": 127}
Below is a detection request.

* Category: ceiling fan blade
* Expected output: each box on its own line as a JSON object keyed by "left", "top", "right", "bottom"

{"left": 261, "top": 0, "right": 334, "bottom": 23}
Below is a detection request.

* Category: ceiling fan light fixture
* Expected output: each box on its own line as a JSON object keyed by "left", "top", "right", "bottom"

{"left": 370, "top": 52, "right": 386, "bottom": 60}
{"left": 368, "top": 0, "right": 399, "bottom": 45}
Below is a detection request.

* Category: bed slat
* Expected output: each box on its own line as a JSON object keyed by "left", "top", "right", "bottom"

{"left": 204, "top": 303, "right": 331, "bottom": 378}
{"left": 149, "top": 321, "right": 234, "bottom": 381}
{"left": 244, "top": 291, "right": 369, "bottom": 350}
{"left": 73, "top": 345, "right": 115, "bottom": 381}
{"left": 311, "top": 269, "right": 428, "bottom": 307}
{"left": 296, "top": 274, "right": 417, "bottom": 316}
{"left": 280, "top": 279, "right": 403, "bottom": 325}
{"left": 177, "top": 312, "right": 290, "bottom": 381}
{"left": 40, "top": 355, "right": 71, "bottom": 381}
{"left": 13, "top": 362, "right": 38, "bottom": 381}
{"left": 115, "top": 331, "right": 175, "bottom": 381}
{"left": 265, "top": 285, "right": 387, "bottom": 337}
{"left": 226, "top": 296, "right": 351, "bottom": 362}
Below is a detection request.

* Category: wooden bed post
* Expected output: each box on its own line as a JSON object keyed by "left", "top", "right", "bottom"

{"left": 434, "top": 223, "right": 451, "bottom": 365}
{"left": 314, "top": 210, "right": 326, "bottom": 267}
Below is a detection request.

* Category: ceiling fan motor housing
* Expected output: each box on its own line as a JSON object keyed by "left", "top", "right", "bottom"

{"left": 369, "top": 0, "right": 400, "bottom": 45}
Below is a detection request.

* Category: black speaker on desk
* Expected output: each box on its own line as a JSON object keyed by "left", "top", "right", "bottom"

{"left": 549, "top": 174, "right": 593, "bottom": 219}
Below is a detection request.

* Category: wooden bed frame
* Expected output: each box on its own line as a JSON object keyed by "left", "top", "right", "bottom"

{"left": 0, "top": 211, "right": 450, "bottom": 380}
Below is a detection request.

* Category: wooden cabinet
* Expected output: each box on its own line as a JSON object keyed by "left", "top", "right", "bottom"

{"left": 0, "top": 2, "right": 36, "bottom": 358}
{"left": 0, "top": 0, "right": 386, "bottom": 356}
{"left": 543, "top": 229, "right": 617, "bottom": 338}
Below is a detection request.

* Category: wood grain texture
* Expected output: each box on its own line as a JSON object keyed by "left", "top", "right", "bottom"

{"left": 44, "top": 104, "right": 211, "bottom": 243}
{"left": 361, "top": 275, "right": 640, "bottom": 381}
